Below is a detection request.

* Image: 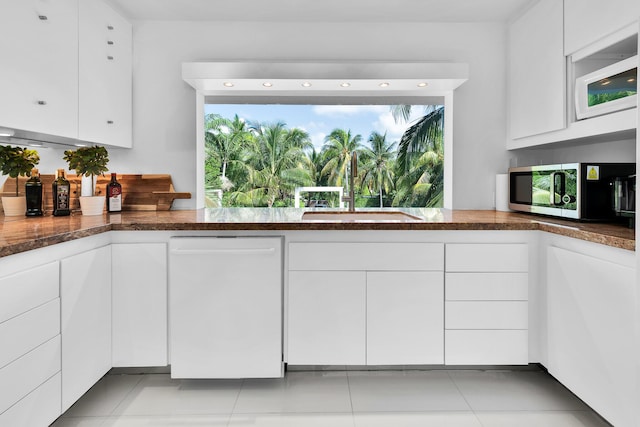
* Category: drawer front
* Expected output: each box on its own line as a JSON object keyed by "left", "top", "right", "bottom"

{"left": 446, "top": 273, "right": 528, "bottom": 301}
{"left": 0, "top": 335, "right": 60, "bottom": 414}
{"left": 0, "top": 299, "right": 60, "bottom": 369}
{"left": 445, "top": 301, "right": 528, "bottom": 329}
{"left": 445, "top": 244, "right": 528, "bottom": 272}
{"left": 445, "top": 330, "right": 528, "bottom": 365}
{"left": 289, "top": 242, "right": 444, "bottom": 271}
{"left": 0, "top": 372, "right": 61, "bottom": 427}
{"left": 0, "top": 262, "right": 59, "bottom": 324}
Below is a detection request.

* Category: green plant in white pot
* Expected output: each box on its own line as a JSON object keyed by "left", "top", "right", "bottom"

{"left": 63, "top": 145, "right": 109, "bottom": 216}
{"left": 0, "top": 145, "right": 40, "bottom": 216}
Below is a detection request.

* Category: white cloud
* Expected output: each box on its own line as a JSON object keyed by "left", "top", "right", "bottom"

{"left": 373, "top": 108, "right": 429, "bottom": 144}
{"left": 313, "top": 105, "right": 388, "bottom": 116}
{"left": 310, "top": 132, "right": 326, "bottom": 150}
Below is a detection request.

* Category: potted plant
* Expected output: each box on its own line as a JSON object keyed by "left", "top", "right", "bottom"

{"left": 63, "top": 145, "right": 109, "bottom": 216}
{"left": 0, "top": 145, "right": 40, "bottom": 216}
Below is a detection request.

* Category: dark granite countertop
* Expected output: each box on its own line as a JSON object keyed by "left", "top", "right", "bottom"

{"left": 0, "top": 208, "right": 634, "bottom": 257}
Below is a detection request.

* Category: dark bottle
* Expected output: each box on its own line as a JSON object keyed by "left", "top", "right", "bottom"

{"left": 106, "top": 173, "right": 122, "bottom": 212}
{"left": 25, "top": 168, "right": 43, "bottom": 216}
{"left": 52, "top": 169, "right": 71, "bottom": 216}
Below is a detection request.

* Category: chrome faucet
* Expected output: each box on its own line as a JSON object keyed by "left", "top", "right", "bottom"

{"left": 342, "top": 151, "right": 357, "bottom": 212}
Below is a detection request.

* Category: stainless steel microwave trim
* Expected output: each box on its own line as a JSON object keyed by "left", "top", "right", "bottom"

{"left": 508, "top": 163, "right": 581, "bottom": 220}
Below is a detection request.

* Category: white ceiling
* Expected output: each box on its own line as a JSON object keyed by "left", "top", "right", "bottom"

{"left": 106, "top": 0, "right": 535, "bottom": 23}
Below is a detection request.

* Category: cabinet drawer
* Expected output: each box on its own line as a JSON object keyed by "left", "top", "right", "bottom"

{"left": 0, "top": 335, "right": 60, "bottom": 414}
{"left": 445, "top": 273, "right": 528, "bottom": 301}
{"left": 0, "top": 262, "right": 59, "bottom": 323}
{"left": 445, "top": 330, "right": 528, "bottom": 365}
{"left": 0, "top": 299, "right": 60, "bottom": 369}
{"left": 445, "top": 301, "right": 528, "bottom": 329}
{"left": 289, "top": 242, "right": 443, "bottom": 271}
{"left": 445, "top": 244, "right": 528, "bottom": 272}
{"left": 0, "top": 372, "right": 61, "bottom": 427}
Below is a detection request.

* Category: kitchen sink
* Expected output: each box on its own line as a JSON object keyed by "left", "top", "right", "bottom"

{"left": 301, "top": 211, "right": 422, "bottom": 221}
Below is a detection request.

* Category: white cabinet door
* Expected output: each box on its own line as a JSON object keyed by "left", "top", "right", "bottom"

{"left": 509, "top": 0, "right": 565, "bottom": 139}
{"left": 61, "top": 245, "right": 111, "bottom": 412}
{"left": 79, "top": 0, "right": 132, "bottom": 147}
{"left": 564, "top": 0, "right": 640, "bottom": 55}
{"left": 366, "top": 272, "right": 444, "bottom": 365}
{"left": 112, "top": 243, "right": 167, "bottom": 367}
{"left": 0, "top": 0, "right": 78, "bottom": 138}
{"left": 288, "top": 271, "right": 366, "bottom": 365}
{"left": 547, "top": 246, "right": 635, "bottom": 427}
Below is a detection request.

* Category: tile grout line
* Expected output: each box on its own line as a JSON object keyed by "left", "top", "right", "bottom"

{"left": 446, "top": 370, "right": 486, "bottom": 427}
{"left": 345, "top": 371, "right": 357, "bottom": 426}
{"left": 226, "top": 378, "right": 245, "bottom": 426}
{"left": 105, "top": 373, "right": 146, "bottom": 418}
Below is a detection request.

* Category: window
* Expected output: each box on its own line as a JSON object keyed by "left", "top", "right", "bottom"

{"left": 204, "top": 103, "right": 445, "bottom": 208}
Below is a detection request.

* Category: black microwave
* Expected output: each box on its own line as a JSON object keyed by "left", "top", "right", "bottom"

{"left": 508, "top": 163, "right": 635, "bottom": 220}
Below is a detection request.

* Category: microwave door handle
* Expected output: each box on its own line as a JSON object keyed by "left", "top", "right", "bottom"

{"left": 550, "top": 172, "right": 557, "bottom": 206}
{"left": 549, "top": 172, "right": 566, "bottom": 206}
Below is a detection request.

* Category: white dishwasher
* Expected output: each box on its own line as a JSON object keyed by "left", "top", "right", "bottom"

{"left": 169, "top": 236, "right": 283, "bottom": 378}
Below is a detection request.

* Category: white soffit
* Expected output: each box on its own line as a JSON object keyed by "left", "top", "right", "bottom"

{"left": 182, "top": 61, "right": 469, "bottom": 97}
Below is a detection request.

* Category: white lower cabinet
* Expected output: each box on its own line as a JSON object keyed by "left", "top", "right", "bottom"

{"left": 445, "top": 244, "right": 529, "bottom": 365}
{"left": 289, "top": 271, "right": 366, "bottom": 365}
{"left": 288, "top": 242, "right": 444, "bottom": 366}
{"left": 61, "top": 245, "right": 112, "bottom": 412}
{"left": 367, "top": 272, "right": 444, "bottom": 365}
{"left": 0, "top": 372, "right": 61, "bottom": 427}
{"left": 547, "top": 245, "right": 635, "bottom": 427}
{"left": 112, "top": 243, "right": 167, "bottom": 367}
{"left": 0, "top": 261, "right": 61, "bottom": 426}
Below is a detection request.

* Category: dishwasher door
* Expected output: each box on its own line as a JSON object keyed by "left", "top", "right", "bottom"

{"left": 169, "top": 237, "right": 283, "bottom": 378}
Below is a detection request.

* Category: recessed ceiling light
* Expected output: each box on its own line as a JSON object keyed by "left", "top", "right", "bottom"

{"left": 75, "top": 143, "right": 88, "bottom": 147}
{"left": 600, "top": 80, "right": 611, "bottom": 86}
{"left": 263, "top": 82, "right": 273, "bottom": 87}
{"left": 340, "top": 82, "right": 351, "bottom": 88}
{"left": 379, "top": 82, "right": 390, "bottom": 88}
{"left": 223, "top": 82, "right": 234, "bottom": 87}
{"left": 417, "top": 82, "right": 428, "bottom": 87}
{"left": 0, "top": 127, "right": 14, "bottom": 137}
{"left": 628, "top": 78, "right": 636, "bottom": 82}
{"left": 302, "top": 82, "right": 312, "bottom": 87}
{"left": 29, "top": 143, "right": 43, "bottom": 147}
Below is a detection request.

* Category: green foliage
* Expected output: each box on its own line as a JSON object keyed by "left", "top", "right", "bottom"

{"left": 588, "top": 90, "right": 636, "bottom": 107}
{"left": 0, "top": 145, "right": 40, "bottom": 196}
{"left": 63, "top": 146, "right": 109, "bottom": 196}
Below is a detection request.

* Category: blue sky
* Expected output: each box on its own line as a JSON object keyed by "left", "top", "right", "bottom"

{"left": 204, "top": 104, "right": 434, "bottom": 151}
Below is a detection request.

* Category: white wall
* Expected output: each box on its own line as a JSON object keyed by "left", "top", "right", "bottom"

{"left": 38, "top": 20, "right": 509, "bottom": 209}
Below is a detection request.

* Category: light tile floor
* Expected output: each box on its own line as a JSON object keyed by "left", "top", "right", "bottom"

{"left": 52, "top": 369, "right": 612, "bottom": 427}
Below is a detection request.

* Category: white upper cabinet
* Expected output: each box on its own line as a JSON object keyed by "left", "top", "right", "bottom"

{"left": 564, "top": 0, "right": 640, "bottom": 55}
{"left": 509, "top": 0, "right": 565, "bottom": 140}
{"left": 0, "top": 0, "right": 79, "bottom": 139}
{"left": 79, "top": 0, "right": 132, "bottom": 148}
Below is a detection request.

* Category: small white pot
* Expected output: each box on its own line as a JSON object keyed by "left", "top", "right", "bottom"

{"left": 79, "top": 196, "right": 105, "bottom": 216}
{"left": 1, "top": 196, "right": 26, "bottom": 216}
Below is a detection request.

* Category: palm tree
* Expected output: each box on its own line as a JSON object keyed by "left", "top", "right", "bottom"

{"left": 205, "top": 113, "right": 252, "bottom": 188}
{"left": 360, "top": 132, "right": 396, "bottom": 207}
{"left": 230, "top": 122, "right": 313, "bottom": 207}
{"left": 320, "top": 129, "right": 363, "bottom": 188}
{"left": 391, "top": 105, "right": 445, "bottom": 207}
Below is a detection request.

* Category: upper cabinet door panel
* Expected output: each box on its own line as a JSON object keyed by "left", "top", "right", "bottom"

{"left": 564, "top": 0, "right": 640, "bottom": 55}
{"left": 79, "top": 0, "right": 132, "bottom": 148}
{"left": 509, "top": 0, "right": 565, "bottom": 139}
{"left": 0, "top": 0, "right": 78, "bottom": 138}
